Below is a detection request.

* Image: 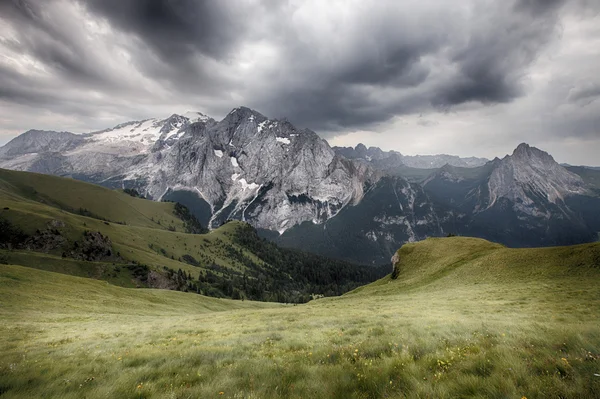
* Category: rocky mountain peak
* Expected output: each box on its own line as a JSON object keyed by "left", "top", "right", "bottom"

{"left": 180, "top": 111, "right": 212, "bottom": 123}
{"left": 487, "top": 143, "right": 588, "bottom": 214}
{"left": 223, "top": 107, "right": 267, "bottom": 125}
{"left": 355, "top": 143, "right": 368, "bottom": 155}
{"left": 0, "top": 130, "right": 84, "bottom": 159}
{"left": 512, "top": 142, "right": 555, "bottom": 164}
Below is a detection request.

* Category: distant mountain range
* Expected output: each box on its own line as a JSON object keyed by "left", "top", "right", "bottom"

{"left": 333, "top": 143, "right": 489, "bottom": 169}
{"left": 2, "top": 107, "right": 599, "bottom": 264}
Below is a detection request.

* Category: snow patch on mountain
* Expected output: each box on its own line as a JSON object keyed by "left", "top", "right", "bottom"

{"left": 257, "top": 120, "right": 268, "bottom": 133}
{"left": 91, "top": 119, "right": 162, "bottom": 146}
{"left": 238, "top": 179, "right": 259, "bottom": 190}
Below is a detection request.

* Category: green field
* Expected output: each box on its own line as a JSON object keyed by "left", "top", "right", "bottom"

{"left": 0, "top": 168, "right": 259, "bottom": 275}
{"left": 1, "top": 237, "right": 599, "bottom": 398}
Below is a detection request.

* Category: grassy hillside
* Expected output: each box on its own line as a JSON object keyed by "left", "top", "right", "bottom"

{"left": 0, "top": 168, "right": 386, "bottom": 303}
{"left": 0, "top": 168, "right": 184, "bottom": 230}
{"left": 1, "top": 237, "right": 599, "bottom": 398}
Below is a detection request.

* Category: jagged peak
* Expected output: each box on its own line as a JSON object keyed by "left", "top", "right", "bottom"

{"left": 227, "top": 106, "right": 266, "bottom": 118}
{"left": 355, "top": 143, "right": 368, "bottom": 152}
{"left": 439, "top": 163, "right": 456, "bottom": 172}
{"left": 514, "top": 142, "right": 530, "bottom": 151}
{"left": 511, "top": 143, "right": 555, "bottom": 164}
{"left": 222, "top": 106, "right": 269, "bottom": 127}
{"left": 179, "top": 111, "right": 211, "bottom": 122}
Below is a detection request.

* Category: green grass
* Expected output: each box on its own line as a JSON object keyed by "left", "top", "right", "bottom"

{"left": 0, "top": 195, "right": 263, "bottom": 278}
{"left": 0, "top": 250, "right": 138, "bottom": 287}
{"left": 0, "top": 168, "right": 273, "bottom": 280}
{"left": 1, "top": 237, "right": 599, "bottom": 398}
{"left": 0, "top": 168, "right": 183, "bottom": 230}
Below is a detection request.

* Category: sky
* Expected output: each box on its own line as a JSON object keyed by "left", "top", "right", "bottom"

{"left": 0, "top": 0, "right": 599, "bottom": 165}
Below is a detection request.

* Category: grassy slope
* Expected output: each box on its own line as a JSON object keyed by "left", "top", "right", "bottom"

{"left": 1, "top": 237, "right": 599, "bottom": 398}
{"left": 0, "top": 168, "right": 183, "bottom": 230}
{"left": 0, "top": 168, "right": 269, "bottom": 279}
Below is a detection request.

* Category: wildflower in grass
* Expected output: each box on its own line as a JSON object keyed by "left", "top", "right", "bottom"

{"left": 219, "top": 392, "right": 224, "bottom": 395}
{"left": 137, "top": 383, "right": 143, "bottom": 389}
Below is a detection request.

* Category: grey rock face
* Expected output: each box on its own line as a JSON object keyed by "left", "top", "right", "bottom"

{"left": 0, "top": 107, "right": 382, "bottom": 234}
{"left": 143, "top": 107, "right": 381, "bottom": 231}
{"left": 486, "top": 143, "right": 588, "bottom": 216}
{"left": 0, "top": 130, "right": 85, "bottom": 159}
{"left": 423, "top": 144, "right": 599, "bottom": 248}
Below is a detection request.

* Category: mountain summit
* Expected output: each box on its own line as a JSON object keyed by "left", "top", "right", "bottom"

{"left": 1, "top": 110, "right": 599, "bottom": 263}
{"left": 487, "top": 143, "right": 588, "bottom": 213}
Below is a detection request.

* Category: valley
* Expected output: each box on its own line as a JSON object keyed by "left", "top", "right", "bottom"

{"left": 2, "top": 2, "right": 600, "bottom": 398}
{"left": 1, "top": 124, "right": 599, "bottom": 398}
{"left": 1, "top": 237, "right": 599, "bottom": 398}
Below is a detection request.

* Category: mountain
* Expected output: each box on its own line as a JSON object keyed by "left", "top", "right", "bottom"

{"left": 564, "top": 165, "right": 600, "bottom": 191}
{"left": 333, "top": 143, "right": 489, "bottom": 169}
{"left": 0, "top": 107, "right": 380, "bottom": 235}
{"left": 276, "top": 175, "right": 443, "bottom": 264}
{"left": 424, "top": 144, "right": 600, "bottom": 246}
{"left": 137, "top": 107, "right": 380, "bottom": 233}
{"left": 1, "top": 108, "right": 599, "bottom": 263}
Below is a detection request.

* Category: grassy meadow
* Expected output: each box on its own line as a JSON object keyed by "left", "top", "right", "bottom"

{"left": 1, "top": 237, "right": 600, "bottom": 398}
{"left": 0, "top": 168, "right": 265, "bottom": 277}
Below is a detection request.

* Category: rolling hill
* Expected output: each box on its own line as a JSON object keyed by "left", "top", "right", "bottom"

{"left": 1, "top": 237, "right": 599, "bottom": 398}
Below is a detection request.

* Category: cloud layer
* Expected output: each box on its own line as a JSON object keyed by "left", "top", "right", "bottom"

{"left": 0, "top": 0, "right": 599, "bottom": 164}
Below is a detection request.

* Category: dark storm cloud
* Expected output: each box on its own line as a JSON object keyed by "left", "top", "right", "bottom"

{"left": 80, "top": 0, "right": 249, "bottom": 61}
{"left": 433, "top": 0, "right": 568, "bottom": 107}
{"left": 0, "top": 0, "right": 109, "bottom": 84}
{"left": 0, "top": 0, "right": 599, "bottom": 164}
{"left": 241, "top": 0, "right": 571, "bottom": 131}
{"left": 0, "top": 0, "right": 581, "bottom": 129}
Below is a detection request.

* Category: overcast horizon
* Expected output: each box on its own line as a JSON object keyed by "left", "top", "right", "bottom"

{"left": 1, "top": 0, "right": 599, "bottom": 165}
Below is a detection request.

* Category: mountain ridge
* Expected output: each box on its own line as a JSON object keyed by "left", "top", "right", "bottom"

{"left": 333, "top": 143, "right": 490, "bottom": 169}
{"left": 1, "top": 107, "right": 599, "bottom": 263}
